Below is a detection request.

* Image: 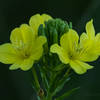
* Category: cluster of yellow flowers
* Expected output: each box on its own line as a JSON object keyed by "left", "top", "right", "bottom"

{"left": 0, "top": 14, "right": 100, "bottom": 74}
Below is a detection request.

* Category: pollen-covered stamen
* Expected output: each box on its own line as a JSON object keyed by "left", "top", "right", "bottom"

{"left": 68, "top": 41, "right": 80, "bottom": 60}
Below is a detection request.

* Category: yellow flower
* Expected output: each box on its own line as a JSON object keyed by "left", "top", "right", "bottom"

{"left": 80, "top": 19, "right": 100, "bottom": 55}
{"left": 0, "top": 13, "right": 52, "bottom": 71}
{"left": 50, "top": 28, "right": 97, "bottom": 74}
{"left": 0, "top": 24, "right": 46, "bottom": 71}
{"left": 29, "top": 13, "right": 52, "bottom": 36}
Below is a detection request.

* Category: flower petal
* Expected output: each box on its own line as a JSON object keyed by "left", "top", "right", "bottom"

{"left": 79, "top": 51, "right": 98, "bottom": 62}
{"left": 20, "top": 24, "right": 35, "bottom": 44}
{"left": 0, "top": 43, "right": 17, "bottom": 64}
{"left": 70, "top": 60, "right": 93, "bottom": 74}
{"left": 32, "top": 47, "right": 43, "bottom": 61}
{"left": 95, "top": 33, "right": 100, "bottom": 54}
{"left": 29, "top": 14, "right": 42, "bottom": 34}
{"left": 86, "top": 19, "right": 95, "bottom": 39}
{"left": 11, "top": 58, "right": 34, "bottom": 71}
{"left": 9, "top": 63, "right": 20, "bottom": 70}
{"left": 35, "top": 36, "right": 47, "bottom": 47}
{"left": 50, "top": 44, "right": 69, "bottom": 64}
{"left": 80, "top": 32, "right": 95, "bottom": 48}
{"left": 10, "top": 27, "right": 22, "bottom": 47}
{"left": 41, "top": 14, "right": 52, "bottom": 21}
{"left": 10, "top": 24, "right": 35, "bottom": 48}
{"left": 20, "top": 59, "right": 34, "bottom": 71}
{"left": 79, "top": 32, "right": 98, "bottom": 62}
{"left": 80, "top": 32, "right": 88, "bottom": 47}
{"left": 60, "top": 29, "right": 79, "bottom": 53}
{"left": 96, "top": 33, "right": 100, "bottom": 40}
{"left": 29, "top": 14, "right": 52, "bottom": 35}
{"left": 31, "top": 36, "right": 47, "bottom": 60}
{"left": 10, "top": 56, "right": 34, "bottom": 71}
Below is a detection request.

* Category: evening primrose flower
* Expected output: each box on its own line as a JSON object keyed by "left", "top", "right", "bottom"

{"left": 0, "top": 24, "right": 46, "bottom": 71}
{"left": 50, "top": 29, "right": 97, "bottom": 74}
{"left": 0, "top": 13, "right": 52, "bottom": 71}
{"left": 80, "top": 20, "right": 96, "bottom": 51}
{"left": 80, "top": 19, "right": 100, "bottom": 56}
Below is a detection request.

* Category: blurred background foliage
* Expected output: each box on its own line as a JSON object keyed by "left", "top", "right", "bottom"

{"left": 0, "top": 0, "right": 100, "bottom": 100}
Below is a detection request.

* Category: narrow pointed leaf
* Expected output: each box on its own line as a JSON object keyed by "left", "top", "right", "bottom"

{"left": 39, "top": 66, "right": 49, "bottom": 92}
{"left": 52, "top": 77, "right": 70, "bottom": 96}
{"left": 53, "top": 64, "right": 65, "bottom": 71}
{"left": 55, "top": 87, "right": 80, "bottom": 100}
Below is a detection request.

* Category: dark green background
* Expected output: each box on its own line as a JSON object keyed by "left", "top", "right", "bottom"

{"left": 0, "top": 0, "right": 100, "bottom": 100}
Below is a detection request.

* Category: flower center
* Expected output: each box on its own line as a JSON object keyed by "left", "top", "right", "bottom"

{"left": 68, "top": 47, "right": 82, "bottom": 60}
{"left": 13, "top": 43, "right": 31, "bottom": 59}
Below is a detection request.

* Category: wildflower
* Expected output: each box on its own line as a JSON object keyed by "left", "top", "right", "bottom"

{"left": 0, "top": 24, "right": 46, "bottom": 71}
{"left": 0, "top": 13, "right": 52, "bottom": 70}
{"left": 80, "top": 19, "right": 100, "bottom": 56}
{"left": 50, "top": 28, "right": 98, "bottom": 74}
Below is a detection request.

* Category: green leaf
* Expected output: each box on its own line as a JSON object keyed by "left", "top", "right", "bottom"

{"left": 37, "top": 96, "right": 41, "bottom": 100}
{"left": 53, "top": 68, "right": 71, "bottom": 92}
{"left": 53, "top": 64, "right": 65, "bottom": 71}
{"left": 55, "top": 87, "right": 80, "bottom": 100}
{"left": 48, "top": 71, "right": 60, "bottom": 94}
{"left": 31, "top": 82, "right": 37, "bottom": 92}
{"left": 51, "top": 68, "right": 72, "bottom": 96}
{"left": 49, "top": 68, "right": 71, "bottom": 95}
{"left": 52, "top": 77, "right": 71, "bottom": 96}
{"left": 39, "top": 66, "right": 49, "bottom": 92}
{"left": 32, "top": 67, "right": 40, "bottom": 92}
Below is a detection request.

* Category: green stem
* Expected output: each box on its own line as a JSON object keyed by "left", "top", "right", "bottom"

{"left": 65, "top": 67, "right": 71, "bottom": 77}
{"left": 46, "top": 93, "right": 52, "bottom": 100}
{"left": 37, "top": 96, "right": 41, "bottom": 100}
{"left": 32, "top": 67, "right": 40, "bottom": 92}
